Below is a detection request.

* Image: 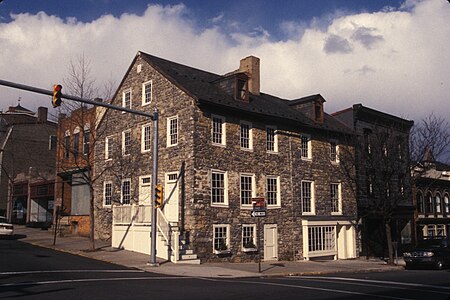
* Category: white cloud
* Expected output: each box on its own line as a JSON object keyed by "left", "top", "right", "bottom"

{"left": 0, "top": 0, "right": 448, "bottom": 123}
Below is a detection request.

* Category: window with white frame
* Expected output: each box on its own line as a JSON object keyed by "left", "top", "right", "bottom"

{"left": 213, "top": 224, "right": 230, "bottom": 251}
{"left": 142, "top": 81, "right": 152, "bottom": 105}
{"left": 301, "top": 181, "right": 315, "bottom": 214}
{"left": 212, "top": 115, "right": 226, "bottom": 146}
{"left": 167, "top": 116, "right": 178, "bottom": 147}
{"left": 436, "top": 194, "right": 442, "bottom": 213}
{"left": 104, "top": 181, "right": 113, "bottom": 206}
{"left": 300, "top": 135, "right": 311, "bottom": 159}
{"left": 240, "top": 174, "right": 255, "bottom": 206}
{"left": 64, "top": 132, "right": 70, "bottom": 159}
{"left": 308, "top": 226, "right": 336, "bottom": 253}
{"left": 122, "top": 89, "right": 131, "bottom": 110}
{"left": 141, "top": 123, "right": 151, "bottom": 152}
{"left": 242, "top": 224, "right": 256, "bottom": 249}
{"left": 426, "top": 192, "right": 433, "bottom": 213}
{"left": 138, "top": 175, "right": 151, "bottom": 205}
{"left": 444, "top": 194, "right": 449, "bottom": 214}
{"left": 122, "top": 130, "right": 131, "bottom": 156}
{"left": 121, "top": 179, "right": 131, "bottom": 205}
{"left": 211, "top": 170, "right": 227, "bottom": 206}
{"left": 330, "top": 141, "right": 338, "bottom": 162}
{"left": 105, "top": 136, "right": 114, "bottom": 160}
{"left": 417, "top": 192, "right": 425, "bottom": 213}
{"left": 266, "top": 126, "right": 278, "bottom": 152}
{"left": 330, "top": 183, "right": 342, "bottom": 214}
{"left": 240, "top": 121, "right": 252, "bottom": 150}
{"left": 83, "top": 130, "right": 90, "bottom": 156}
{"left": 266, "top": 176, "right": 280, "bottom": 206}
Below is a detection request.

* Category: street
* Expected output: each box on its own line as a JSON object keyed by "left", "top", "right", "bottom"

{"left": 2, "top": 238, "right": 450, "bottom": 299}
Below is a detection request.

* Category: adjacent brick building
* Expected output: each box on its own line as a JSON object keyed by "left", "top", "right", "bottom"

{"left": 55, "top": 107, "right": 96, "bottom": 236}
{"left": 94, "top": 52, "right": 358, "bottom": 262}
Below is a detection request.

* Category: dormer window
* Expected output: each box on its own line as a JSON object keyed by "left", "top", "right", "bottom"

{"left": 236, "top": 77, "right": 249, "bottom": 102}
{"left": 314, "top": 102, "right": 323, "bottom": 123}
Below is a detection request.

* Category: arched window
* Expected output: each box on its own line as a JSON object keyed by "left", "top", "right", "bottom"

{"left": 416, "top": 192, "right": 424, "bottom": 213}
{"left": 444, "top": 193, "right": 449, "bottom": 214}
{"left": 435, "top": 193, "right": 442, "bottom": 214}
{"left": 426, "top": 192, "right": 434, "bottom": 214}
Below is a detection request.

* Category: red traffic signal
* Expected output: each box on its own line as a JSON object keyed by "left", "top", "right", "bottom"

{"left": 52, "top": 84, "right": 62, "bottom": 107}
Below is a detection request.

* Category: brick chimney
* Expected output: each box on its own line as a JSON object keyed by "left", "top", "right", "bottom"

{"left": 239, "top": 56, "right": 260, "bottom": 96}
{"left": 37, "top": 106, "right": 48, "bottom": 123}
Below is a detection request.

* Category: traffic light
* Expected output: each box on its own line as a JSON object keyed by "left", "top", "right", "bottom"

{"left": 52, "top": 84, "right": 62, "bottom": 107}
{"left": 155, "top": 184, "right": 163, "bottom": 208}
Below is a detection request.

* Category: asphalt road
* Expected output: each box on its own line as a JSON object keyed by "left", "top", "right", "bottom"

{"left": 1, "top": 238, "right": 450, "bottom": 300}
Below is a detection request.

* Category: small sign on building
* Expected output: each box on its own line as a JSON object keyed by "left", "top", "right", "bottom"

{"left": 251, "top": 197, "right": 266, "bottom": 217}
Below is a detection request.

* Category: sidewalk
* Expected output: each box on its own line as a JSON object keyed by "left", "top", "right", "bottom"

{"left": 12, "top": 225, "right": 405, "bottom": 278}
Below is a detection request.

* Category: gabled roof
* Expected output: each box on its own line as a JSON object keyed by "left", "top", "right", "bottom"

{"left": 117, "top": 51, "right": 354, "bottom": 135}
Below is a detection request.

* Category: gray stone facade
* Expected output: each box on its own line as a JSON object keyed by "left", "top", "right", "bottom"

{"left": 94, "top": 52, "right": 358, "bottom": 262}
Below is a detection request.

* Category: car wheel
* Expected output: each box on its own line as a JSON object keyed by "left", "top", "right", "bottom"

{"left": 405, "top": 263, "right": 413, "bottom": 270}
{"left": 435, "top": 260, "right": 444, "bottom": 270}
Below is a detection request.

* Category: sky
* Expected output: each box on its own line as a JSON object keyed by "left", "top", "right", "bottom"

{"left": 0, "top": 0, "right": 449, "bottom": 125}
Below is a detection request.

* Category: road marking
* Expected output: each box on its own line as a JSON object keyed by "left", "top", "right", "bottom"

{"left": 298, "top": 276, "right": 450, "bottom": 291}
{"left": 0, "top": 269, "right": 145, "bottom": 276}
{"left": 0, "top": 276, "right": 190, "bottom": 288}
{"left": 199, "top": 278, "right": 412, "bottom": 300}
{"left": 282, "top": 277, "right": 450, "bottom": 295}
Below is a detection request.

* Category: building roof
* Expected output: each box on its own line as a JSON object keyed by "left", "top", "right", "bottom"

{"left": 138, "top": 51, "right": 353, "bottom": 135}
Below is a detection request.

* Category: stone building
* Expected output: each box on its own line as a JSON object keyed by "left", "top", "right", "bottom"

{"left": 413, "top": 150, "right": 450, "bottom": 239}
{"left": 0, "top": 103, "right": 56, "bottom": 224}
{"left": 333, "top": 104, "right": 414, "bottom": 257}
{"left": 94, "top": 51, "right": 358, "bottom": 263}
{"left": 55, "top": 107, "right": 97, "bottom": 237}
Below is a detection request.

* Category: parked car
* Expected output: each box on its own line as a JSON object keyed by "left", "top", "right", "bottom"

{"left": 403, "top": 237, "right": 450, "bottom": 270}
{"left": 0, "top": 216, "right": 14, "bottom": 236}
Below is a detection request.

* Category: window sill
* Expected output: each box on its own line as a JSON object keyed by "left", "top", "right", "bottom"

{"left": 266, "top": 151, "right": 279, "bottom": 155}
{"left": 331, "top": 212, "right": 342, "bottom": 216}
{"left": 302, "top": 212, "right": 316, "bottom": 216}
{"left": 214, "top": 249, "right": 231, "bottom": 255}
{"left": 212, "top": 143, "right": 226, "bottom": 148}
{"left": 240, "top": 148, "right": 254, "bottom": 152}
{"left": 267, "top": 205, "right": 281, "bottom": 209}
{"left": 243, "top": 247, "right": 258, "bottom": 253}
{"left": 211, "top": 203, "right": 229, "bottom": 208}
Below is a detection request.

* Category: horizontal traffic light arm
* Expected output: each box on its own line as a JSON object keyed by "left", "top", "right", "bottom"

{"left": 0, "top": 79, "right": 155, "bottom": 119}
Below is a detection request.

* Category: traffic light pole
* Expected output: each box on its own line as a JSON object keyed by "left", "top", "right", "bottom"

{"left": 0, "top": 79, "right": 160, "bottom": 266}
{"left": 150, "top": 109, "right": 159, "bottom": 266}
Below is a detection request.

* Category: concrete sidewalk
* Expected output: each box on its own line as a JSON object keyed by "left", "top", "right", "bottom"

{"left": 12, "top": 225, "right": 405, "bottom": 278}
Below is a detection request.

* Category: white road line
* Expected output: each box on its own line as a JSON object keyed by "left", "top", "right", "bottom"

{"left": 0, "top": 269, "right": 145, "bottom": 276}
{"left": 0, "top": 276, "right": 190, "bottom": 288}
{"left": 298, "top": 276, "right": 450, "bottom": 291}
{"left": 281, "top": 277, "right": 450, "bottom": 296}
{"left": 199, "top": 277, "right": 412, "bottom": 300}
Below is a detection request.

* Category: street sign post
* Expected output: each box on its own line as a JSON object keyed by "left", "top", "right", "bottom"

{"left": 251, "top": 197, "right": 266, "bottom": 273}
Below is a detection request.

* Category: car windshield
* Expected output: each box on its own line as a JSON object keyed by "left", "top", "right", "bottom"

{"left": 417, "top": 239, "right": 444, "bottom": 248}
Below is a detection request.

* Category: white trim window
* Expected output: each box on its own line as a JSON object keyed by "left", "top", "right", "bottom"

{"left": 240, "top": 173, "right": 255, "bottom": 206}
{"left": 64, "top": 131, "right": 70, "bottom": 159}
{"left": 266, "top": 126, "right": 278, "bottom": 153}
{"left": 211, "top": 170, "right": 228, "bottom": 206}
{"left": 444, "top": 194, "right": 449, "bottom": 214}
{"left": 212, "top": 115, "right": 226, "bottom": 146}
{"left": 121, "top": 179, "right": 131, "bottom": 205}
{"left": 301, "top": 181, "right": 315, "bottom": 214}
{"left": 240, "top": 121, "right": 253, "bottom": 150}
{"left": 213, "top": 224, "right": 230, "bottom": 251}
{"left": 105, "top": 136, "right": 114, "bottom": 160}
{"left": 330, "top": 183, "right": 342, "bottom": 214}
{"left": 266, "top": 175, "right": 280, "bottom": 207}
{"left": 141, "top": 123, "right": 152, "bottom": 153}
{"left": 308, "top": 226, "right": 336, "bottom": 254}
{"left": 122, "top": 89, "right": 131, "bottom": 110}
{"left": 122, "top": 130, "right": 131, "bottom": 156}
{"left": 242, "top": 224, "right": 256, "bottom": 249}
{"left": 330, "top": 141, "right": 339, "bottom": 163}
{"left": 103, "top": 181, "right": 113, "bottom": 206}
{"left": 138, "top": 175, "right": 152, "bottom": 205}
{"left": 300, "top": 135, "right": 311, "bottom": 159}
{"left": 167, "top": 116, "right": 178, "bottom": 147}
{"left": 83, "top": 129, "right": 90, "bottom": 156}
{"left": 436, "top": 193, "right": 442, "bottom": 214}
{"left": 142, "top": 80, "right": 152, "bottom": 106}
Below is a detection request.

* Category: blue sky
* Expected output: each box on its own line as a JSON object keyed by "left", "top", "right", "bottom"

{"left": 0, "top": 0, "right": 449, "bottom": 126}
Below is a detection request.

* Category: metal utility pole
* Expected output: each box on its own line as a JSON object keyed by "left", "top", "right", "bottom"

{"left": 0, "top": 79, "right": 160, "bottom": 266}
